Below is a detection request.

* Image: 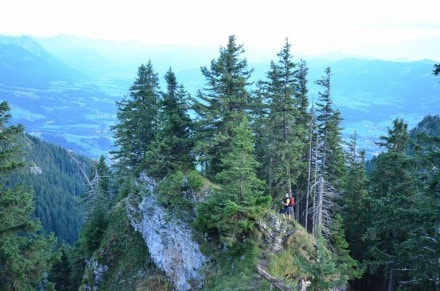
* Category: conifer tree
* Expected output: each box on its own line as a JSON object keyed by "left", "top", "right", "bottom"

{"left": 364, "top": 119, "right": 417, "bottom": 288}
{"left": 67, "top": 156, "right": 115, "bottom": 290}
{"left": 0, "top": 101, "right": 55, "bottom": 290}
{"left": 111, "top": 61, "right": 160, "bottom": 176}
{"left": 95, "top": 155, "right": 112, "bottom": 197}
{"left": 402, "top": 132, "right": 440, "bottom": 289}
{"left": 48, "top": 245, "right": 71, "bottom": 291}
{"left": 192, "top": 35, "right": 253, "bottom": 179}
{"left": 292, "top": 59, "right": 311, "bottom": 222}
{"left": 376, "top": 118, "right": 409, "bottom": 152}
{"left": 81, "top": 155, "right": 113, "bottom": 253}
{"left": 315, "top": 67, "right": 345, "bottom": 185}
{"left": 195, "top": 115, "right": 271, "bottom": 250}
{"left": 306, "top": 68, "right": 345, "bottom": 239}
{"left": 340, "top": 133, "right": 369, "bottom": 261}
{"left": 145, "top": 68, "right": 194, "bottom": 179}
{"left": 329, "top": 214, "right": 362, "bottom": 285}
{"left": 296, "top": 60, "right": 310, "bottom": 127}
{"left": 263, "top": 40, "right": 306, "bottom": 202}
{"left": 249, "top": 80, "right": 270, "bottom": 183}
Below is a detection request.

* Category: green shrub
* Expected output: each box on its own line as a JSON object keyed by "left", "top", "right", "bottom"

{"left": 186, "top": 170, "right": 204, "bottom": 190}
{"left": 157, "top": 171, "right": 184, "bottom": 205}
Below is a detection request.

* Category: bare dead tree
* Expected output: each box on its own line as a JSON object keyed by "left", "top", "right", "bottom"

{"left": 311, "top": 176, "right": 337, "bottom": 238}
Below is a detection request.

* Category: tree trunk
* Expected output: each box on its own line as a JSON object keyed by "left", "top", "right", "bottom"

{"left": 387, "top": 269, "right": 393, "bottom": 291}
{"left": 257, "top": 265, "right": 291, "bottom": 291}
{"left": 304, "top": 118, "right": 313, "bottom": 230}
{"left": 315, "top": 176, "right": 324, "bottom": 236}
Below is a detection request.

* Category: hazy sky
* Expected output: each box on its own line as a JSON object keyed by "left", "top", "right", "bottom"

{"left": 1, "top": 0, "right": 439, "bottom": 61}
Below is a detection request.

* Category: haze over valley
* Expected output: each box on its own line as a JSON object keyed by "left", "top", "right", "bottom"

{"left": 1, "top": 34, "right": 438, "bottom": 158}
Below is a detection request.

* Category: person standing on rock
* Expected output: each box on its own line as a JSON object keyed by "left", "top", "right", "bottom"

{"left": 280, "top": 193, "right": 291, "bottom": 221}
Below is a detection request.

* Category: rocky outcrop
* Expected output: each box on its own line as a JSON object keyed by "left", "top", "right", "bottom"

{"left": 258, "top": 212, "right": 295, "bottom": 253}
{"left": 129, "top": 191, "right": 206, "bottom": 291}
{"left": 257, "top": 213, "right": 314, "bottom": 291}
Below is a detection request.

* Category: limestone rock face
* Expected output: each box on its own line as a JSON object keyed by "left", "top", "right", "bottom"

{"left": 258, "top": 212, "right": 295, "bottom": 253}
{"left": 130, "top": 193, "right": 206, "bottom": 291}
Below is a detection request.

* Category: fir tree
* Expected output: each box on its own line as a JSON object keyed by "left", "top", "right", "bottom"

{"left": 145, "top": 68, "right": 194, "bottom": 179}
{"left": 392, "top": 132, "right": 440, "bottom": 289}
{"left": 329, "top": 214, "right": 362, "bottom": 285}
{"left": 196, "top": 115, "right": 271, "bottom": 250}
{"left": 111, "top": 61, "right": 160, "bottom": 176}
{"left": 364, "top": 119, "right": 417, "bottom": 289}
{"left": 81, "top": 155, "right": 113, "bottom": 252}
{"left": 340, "top": 133, "right": 369, "bottom": 261}
{"left": 309, "top": 67, "right": 345, "bottom": 234}
{"left": 192, "top": 35, "right": 253, "bottom": 179}
{"left": 263, "top": 39, "right": 306, "bottom": 204}
{"left": 48, "top": 245, "right": 72, "bottom": 291}
{"left": 376, "top": 118, "right": 409, "bottom": 153}
{"left": 249, "top": 80, "right": 271, "bottom": 184}
{"left": 315, "top": 67, "right": 345, "bottom": 185}
{"left": 293, "top": 59, "right": 312, "bottom": 224}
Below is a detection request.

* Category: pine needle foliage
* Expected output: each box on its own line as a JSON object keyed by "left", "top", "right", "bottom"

{"left": 195, "top": 115, "right": 271, "bottom": 251}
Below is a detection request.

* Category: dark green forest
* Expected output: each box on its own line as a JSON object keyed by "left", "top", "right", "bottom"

{"left": 1, "top": 35, "right": 439, "bottom": 290}
{"left": 4, "top": 134, "right": 91, "bottom": 244}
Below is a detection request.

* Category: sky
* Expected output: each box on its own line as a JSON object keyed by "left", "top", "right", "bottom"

{"left": 0, "top": 0, "right": 439, "bottom": 61}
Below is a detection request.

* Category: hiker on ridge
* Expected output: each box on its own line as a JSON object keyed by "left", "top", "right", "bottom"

{"left": 280, "top": 193, "right": 291, "bottom": 221}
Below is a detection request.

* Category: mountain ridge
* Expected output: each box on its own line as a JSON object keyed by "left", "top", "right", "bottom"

{"left": 0, "top": 35, "right": 85, "bottom": 87}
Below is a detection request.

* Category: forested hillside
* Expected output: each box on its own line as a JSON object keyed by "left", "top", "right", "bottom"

{"left": 3, "top": 134, "right": 92, "bottom": 243}
{"left": 0, "top": 101, "right": 55, "bottom": 289}
{"left": 1, "top": 35, "right": 439, "bottom": 290}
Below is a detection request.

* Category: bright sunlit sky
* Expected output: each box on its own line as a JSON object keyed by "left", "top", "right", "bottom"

{"left": 1, "top": 0, "right": 439, "bottom": 61}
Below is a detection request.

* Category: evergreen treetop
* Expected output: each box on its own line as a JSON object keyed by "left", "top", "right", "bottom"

{"left": 111, "top": 61, "right": 161, "bottom": 176}
{"left": 192, "top": 35, "right": 253, "bottom": 179}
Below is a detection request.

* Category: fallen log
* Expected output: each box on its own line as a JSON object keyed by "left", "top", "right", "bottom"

{"left": 257, "top": 264, "right": 291, "bottom": 291}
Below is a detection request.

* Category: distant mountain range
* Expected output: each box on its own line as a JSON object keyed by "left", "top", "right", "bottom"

{"left": 0, "top": 36, "right": 83, "bottom": 87}
{"left": 0, "top": 34, "right": 439, "bottom": 158}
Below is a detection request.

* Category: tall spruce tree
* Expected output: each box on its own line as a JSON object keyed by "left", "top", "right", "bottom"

{"left": 0, "top": 101, "right": 55, "bottom": 290}
{"left": 340, "top": 133, "right": 369, "bottom": 261}
{"left": 192, "top": 35, "right": 253, "bottom": 179}
{"left": 111, "top": 61, "right": 160, "bottom": 176}
{"left": 357, "top": 117, "right": 440, "bottom": 290}
{"left": 263, "top": 40, "right": 306, "bottom": 203}
{"left": 315, "top": 67, "right": 345, "bottom": 185}
{"left": 293, "top": 59, "right": 311, "bottom": 222}
{"left": 329, "top": 214, "right": 362, "bottom": 285}
{"left": 145, "top": 68, "right": 194, "bottom": 179}
{"left": 195, "top": 115, "right": 270, "bottom": 250}
{"left": 364, "top": 119, "right": 418, "bottom": 289}
{"left": 48, "top": 245, "right": 71, "bottom": 291}
{"left": 249, "top": 81, "right": 272, "bottom": 189}
{"left": 403, "top": 132, "right": 440, "bottom": 289}
{"left": 307, "top": 68, "right": 345, "bottom": 238}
